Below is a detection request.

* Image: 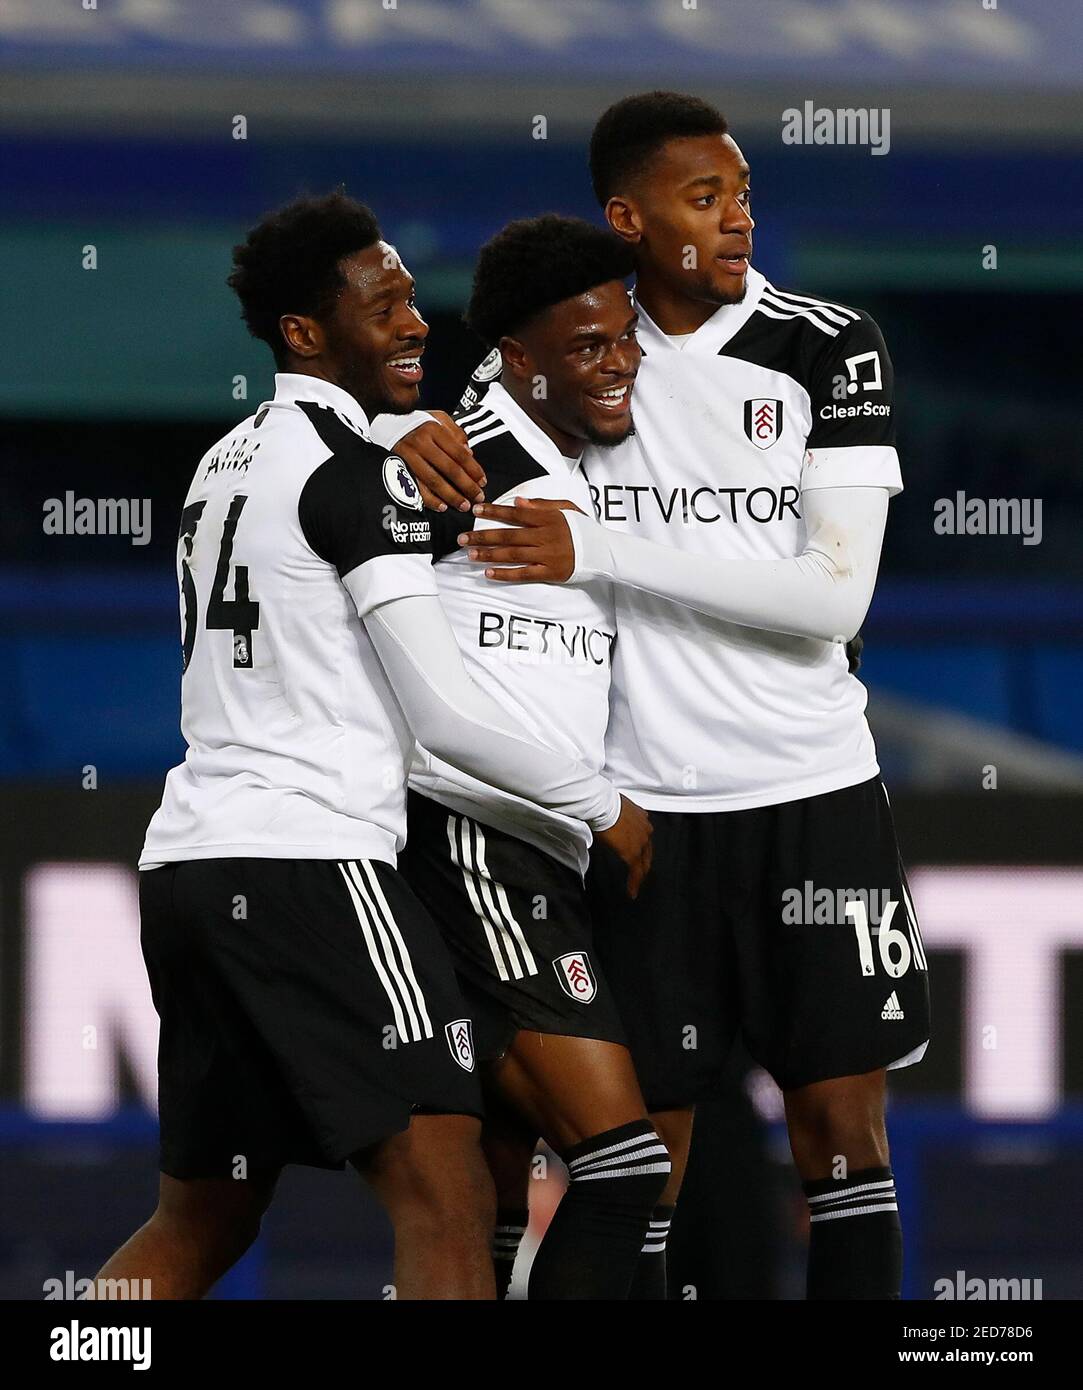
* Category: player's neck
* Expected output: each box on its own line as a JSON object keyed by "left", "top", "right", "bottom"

{"left": 281, "top": 361, "right": 375, "bottom": 420}
{"left": 633, "top": 276, "right": 724, "bottom": 336}
{"left": 501, "top": 379, "right": 582, "bottom": 462}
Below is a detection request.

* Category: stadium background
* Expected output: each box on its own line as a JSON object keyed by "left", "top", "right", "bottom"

{"left": 1, "top": 0, "right": 1081, "bottom": 1299}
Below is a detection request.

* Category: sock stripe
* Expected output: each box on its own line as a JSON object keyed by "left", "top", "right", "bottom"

{"left": 565, "top": 1127, "right": 661, "bottom": 1168}
{"left": 574, "top": 1162, "right": 672, "bottom": 1181}
{"left": 640, "top": 1212, "right": 672, "bottom": 1255}
{"left": 809, "top": 1200, "right": 899, "bottom": 1223}
{"left": 569, "top": 1142, "right": 670, "bottom": 1177}
{"left": 808, "top": 1187, "right": 897, "bottom": 1215}
{"left": 491, "top": 1208, "right": 529, "bottom": 1289}
{"left": 807, "top": 1179, "right": 895, "bottom": 1204}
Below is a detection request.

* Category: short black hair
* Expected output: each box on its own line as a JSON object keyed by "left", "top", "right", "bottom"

{"left": 589, "top": 90, "right": 728, "bottom": 206}
{"left": 464, "top": 214, "right": 635, "bottom": 346}
{"left": 227, "top": 191, "right": 382, "bottom": 364}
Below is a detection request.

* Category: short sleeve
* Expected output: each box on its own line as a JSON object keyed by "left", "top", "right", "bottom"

{"left": 342, "top": 552, "right": 438, "bottom": 618}
{"left": 801, "top": 313, "right": 902, "bottom": 495}
{"left": 299, "top": 441, "right": 438, "bottom": 617}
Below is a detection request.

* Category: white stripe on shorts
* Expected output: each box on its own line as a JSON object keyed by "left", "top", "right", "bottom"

{"left": 337, "top": 861, "right": 411, "bottom": 1043}
{"left": 447, "top": 814, "right": 537, "bottom": 980}
{"left": 340, "top": 861, "right": 432, "bottom": 1042}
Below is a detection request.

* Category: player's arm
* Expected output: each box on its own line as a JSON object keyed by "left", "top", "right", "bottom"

{"left": 359, "top": 588, "right": 651, "bottom": 896}
{"left": 459, "top": 488, "right": 887, "bottom": 644}
{"left": 459, "top": 311, "right": 900, "bottom": 644}
{"left": 369, "top": 409, "right": 486, "bottom": 513}
{"left": 299, "top": 450, "right": 650, "bottom": 894}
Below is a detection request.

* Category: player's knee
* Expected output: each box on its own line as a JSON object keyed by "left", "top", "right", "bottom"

{"left": 564, "top": 1122, "right": 671, "bottom": 1211}
{"left": 153, "top": 1178, "right": 273, "bottom": 1267}
{"left": 786, "top": 1094, "right": 887, "bottom": 1173}
{"left": 158, "top": 1199, "right": 264, "bottom": 1259}
{"left": 650, "top": 1111, "right": 693, "bottom": 1169}
{"left": 389, "top": 1186, "right": 494, "bottom": 1253}
{"left": 383, "top": 1149, "right": 495, "bottom": 1240}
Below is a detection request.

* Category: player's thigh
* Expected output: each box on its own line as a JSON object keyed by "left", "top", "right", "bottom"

{"left": 168, "top": 857, "right": 483, "bottom": 1170}
{"left": 141, "top": 862, "right": 325, "bottom": 1179}
{"left": 154, "top": 1169, "right": 280, "bottom": 1236}
{"left": 586, "top": 810, "right": 737, "bottom": 1111}
{"left": 354, "top": 1111, "right": 493, "bottom": 1223}
{"left": 480, "top": 1098, "right": 537, "bottom": 1208}
{"left": 402, "top": 791, "right": 629, "bottom": 1067}
{"left": 737, "top": 778, "right": 931, "bottom": 1091}
{"left": 489, "top": 1031, "right": 647, "bottom": 1152}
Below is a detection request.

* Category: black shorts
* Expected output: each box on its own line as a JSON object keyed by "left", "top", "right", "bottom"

{"left": 399, "top": 790, "right": 627, "bottom": 1062}
{"left": 140, "top": 857, "right": 482, "bottom": 1179}
{"left": 585, "top": 776, "right": 931, "bottom": 1105}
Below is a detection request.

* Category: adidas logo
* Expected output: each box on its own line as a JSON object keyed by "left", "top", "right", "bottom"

{"left": 881, "top": 991, "right": 905, "bottom": 1021}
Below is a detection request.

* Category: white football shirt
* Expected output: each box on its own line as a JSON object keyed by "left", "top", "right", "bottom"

{"left": 140, "top": 373, "right": 439, "bottom": 868}
{"left": 581, "top": 267, "right": 902, "bottom": 812}
{"left": 409, "top": 380, "right": 615, "bottom": 876}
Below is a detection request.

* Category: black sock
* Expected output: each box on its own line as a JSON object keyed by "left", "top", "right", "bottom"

{"left": 627, "top": 1203, "right": 675, "bottom": 1300}
{"left": 492, "top": 1206, "right": 529, "bottom": 1300}
{"left": 527, "top": 1121, "right": 671, "bottom": 1300}
{"left": 803, "top": 1165, "right": 903, "bottom": 1299}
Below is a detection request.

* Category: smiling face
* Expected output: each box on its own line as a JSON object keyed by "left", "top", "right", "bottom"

{"left": 606, "top": 133, "right": 754, "bottom": 321}
{"left": 282, "top": 240, "right": 428, "bottom": 417}
{"left": 504, "top": 280, "right": 641, "bottom": 452}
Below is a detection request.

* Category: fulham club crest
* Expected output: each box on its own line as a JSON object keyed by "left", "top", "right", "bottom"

{"left": 553, "top": 952, "right": 597, "bottom": 1003}
{"left": 445, "top": 1019, "right": 475, "bottom": 1072}
{"left": 743, "top": 398, "right": 784, "bottom": 450}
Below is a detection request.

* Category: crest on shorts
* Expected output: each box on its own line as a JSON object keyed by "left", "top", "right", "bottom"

{"left": 445, "top": 1018, "right": 476, "bottom": 1072}
{"left": 382, "top": 454, "right": 424, "bottom": 511}
{"left": 743, "top": 398, "right": 784, "bottom": 450}
{"left": 553, "top": 952, "right": 596, "bottom": 1003}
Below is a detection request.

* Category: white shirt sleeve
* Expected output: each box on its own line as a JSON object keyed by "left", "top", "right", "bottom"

{"left": 350, "top": 587, "right": 621, "bottom": 832}
{"left": 367, "top": 410, "right": 437, "bottom": 451}
{"left": 566, "top": 485, "right": 889, "bottom": 644}
{"left": 343, "top": 552, "right": 439, "bottom": 618}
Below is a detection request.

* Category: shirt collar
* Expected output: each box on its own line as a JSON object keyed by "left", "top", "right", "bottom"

{"left": 480, "top": 380, "right": 582, "bottom": 477}
{"left": 268, "top": 372, "right": 373, "bottom": 438}
{"left": 632, "top": 265, "right": 766, "bottom": 354}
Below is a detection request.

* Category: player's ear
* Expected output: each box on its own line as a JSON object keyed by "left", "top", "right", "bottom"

{"left": 498, "top": 336, "right": 529, "bottom": 381}
{"left": 604, "top": 196, "right": 642, "bottom": 244}
{"left": 279, "top": 313, "right": 323, "bottom": 360}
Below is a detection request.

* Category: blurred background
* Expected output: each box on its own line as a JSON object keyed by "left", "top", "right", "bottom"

{"left": 1, "top": 0, "right": 1081, "bottom": 1300}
